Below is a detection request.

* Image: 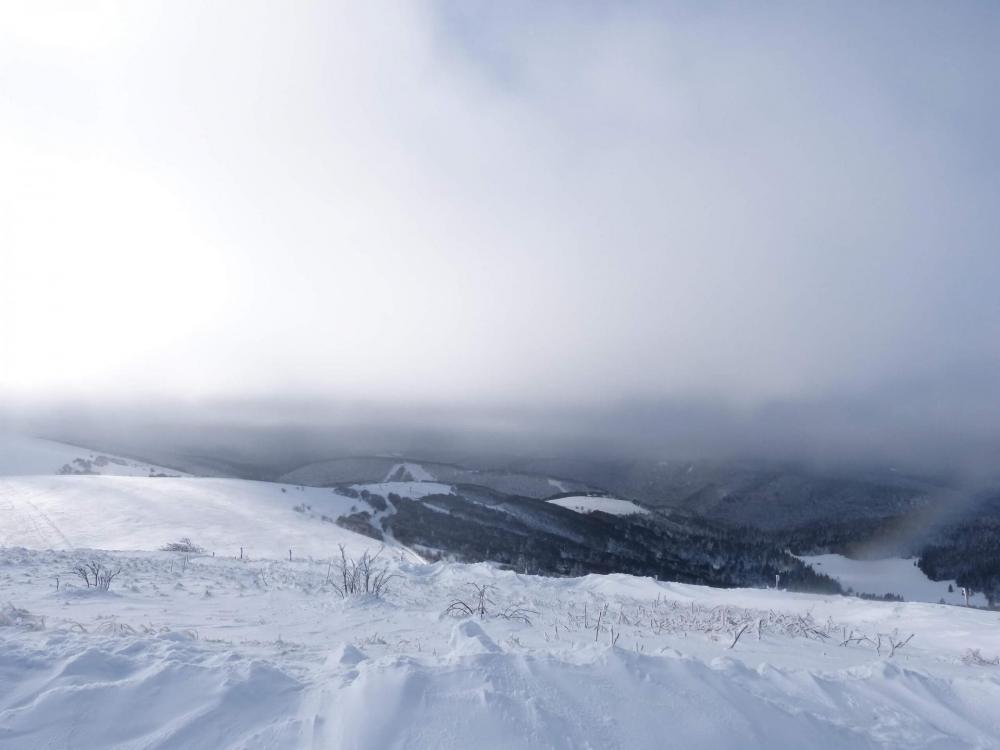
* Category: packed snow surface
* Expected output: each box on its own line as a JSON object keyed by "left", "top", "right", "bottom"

{"left": 800, "top": 554, "right": 989, "bottom": 607}
{"left": 548, "top": 495, "right": 650, "bottom": 516}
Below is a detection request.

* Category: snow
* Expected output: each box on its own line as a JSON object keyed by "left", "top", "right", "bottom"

{"left": 0, "top": 475, "right": 396, "bottom": 559}
{"left": 2, "top": 440, "right": 1000, "bottom": 748}
{"left": 3, "top": 548, "right": 1000, "bottom": 748}
{"left": 383, "top": 462, "right": 436, "bottom": 482}
{"left": 352, "top": 481, "right": 454, "bottom": 500}
{"left": 548, "top": 495, "right": 649, "bottom": 516}
{"left": 0, "top": 433, "right": 186, "bottom": 477}
{"left": 799, "top": 554, "right": 990, "bottom": 607}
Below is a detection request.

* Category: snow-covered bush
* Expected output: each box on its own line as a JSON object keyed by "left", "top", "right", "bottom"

{"left": 73, "top": 561, "right": 122, "bottom": 591}
{"left": 161, "top": 537, "right": 205, "bottom": 554}
{"left": 327, "top": 545, "right": 398, "bottom": 598}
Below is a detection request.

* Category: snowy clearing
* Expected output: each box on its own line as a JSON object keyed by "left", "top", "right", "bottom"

{"left": 351, "top": 481, "right": 454, "bottom": 500}
{"left": 548, "top": 495, "right": 650, "bottom": 516}
{"left": 799, "top": 554, "right": 990, "bottom": 607}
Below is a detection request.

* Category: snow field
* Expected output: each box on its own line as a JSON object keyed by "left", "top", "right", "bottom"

{"left": 0, "top": 475, "right": 402, "bottom": 560}
{"left": 0, "top": 433, "right": 186, "bottom": 478}
{"left": 2, "top": 548, "right": 1000, "bottom": 749}
{"left": 800, "top": 554, "right": 990, "bottom": 607}
{"left": 547, "top": 495, "right": 649, "bottom": 516}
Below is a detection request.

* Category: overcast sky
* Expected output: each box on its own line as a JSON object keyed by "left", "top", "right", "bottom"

{"left": 3, "top": 2, "right": 1000, "bottom": 458}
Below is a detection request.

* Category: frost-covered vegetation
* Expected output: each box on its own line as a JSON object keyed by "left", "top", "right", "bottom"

{"left": 2, "top": 546, "right": 1000, "bottom": 748}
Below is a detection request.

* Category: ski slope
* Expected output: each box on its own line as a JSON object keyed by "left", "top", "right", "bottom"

{"left": 351, "top": 480, "right": 454, "bottom": 499}
{"left": 548, "top": 495, "right": 650, "bottom": 516}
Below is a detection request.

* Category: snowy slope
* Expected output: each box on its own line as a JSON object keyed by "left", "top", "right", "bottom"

{"left": 383, "top": 462, "right": 436, "bottom": 482}
{"left": 548, "top": 495, "right": 649, "bottom": 516}
{"left": 351, "top": 480, "right": 454, "bottom": 499}
{"left": 800, "top": 554, "right": 990, "bottom": 607}
{"left": 0, "top": 433, "right": 186, "bottom": 477}
{"left": 0, "top": 475, "right": 400, "bottom": 559}
{"left": 2, "top": 439, "right": 1000, "bottom": 748}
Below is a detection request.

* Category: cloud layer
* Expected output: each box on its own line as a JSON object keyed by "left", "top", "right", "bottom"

{"left": 3, "top": 1, "right": 1000, "bottom": 461}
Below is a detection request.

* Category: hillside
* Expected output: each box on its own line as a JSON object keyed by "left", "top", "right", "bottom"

{"left": 1, "top": 439, "right": 999, "bottom": 748}
{"left": 0, "top": 433, "right": 187, "bottom": 478}
{"left": 0, "top": 475, "right": 404, "bottom": 560}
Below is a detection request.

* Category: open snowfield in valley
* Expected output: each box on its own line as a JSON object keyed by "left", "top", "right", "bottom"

{"left": 1, "top": 438, "right": 999, "bottom": 748}
{"left": 800, "top": 554, "right": 990, "bottom": 608}
{"left": 547, "top": 495, "right": 649, "bottom": 516}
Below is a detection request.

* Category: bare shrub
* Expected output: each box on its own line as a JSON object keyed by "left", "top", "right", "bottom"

{"left": 327, "top": 545, "right": 398, "bottom": 598}
{"left": 962, "top": 648, "right": 1000, "bottom": 666}
{"left": 73, "top": 561, "right": 122, "bottom": 591}
{"left": 445, "top": 584, "right": 538, "bottom": 625}
{"left": 161, "top": 537, "right": 205, "bottom": 554}
{"left": 446, "top": 583, "right": 494, "bottom": 619}
{"left": 498, "top": 604, "right": 539, "bottom": 625}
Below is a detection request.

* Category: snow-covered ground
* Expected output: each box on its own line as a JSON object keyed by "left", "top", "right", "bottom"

{"left": 4, "top": 548, "right": 1000, "bottom": 749}
{"left": 2, "top": 436, "right": 1000, "bottom": 748}
{"left": 0, "top": 475, "right": 390, "bottom": 560}
{"left": 800, "top": 554, "right": 990, "bottom": 607}
{"left": 0, "top": 433, "right": 186, "bottom": 478}
{"left": 382, "top": 462, "right": 436, "bottom": 482}
{"left": 351, "top": 481, "right": 454, "bottom": 500}
{"left": 548, "top": 495, "right": 649, "bottom": 516}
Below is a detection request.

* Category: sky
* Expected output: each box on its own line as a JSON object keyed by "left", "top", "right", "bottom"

{"left": 2, "top": 1, "right": 1000, "bottom": 463}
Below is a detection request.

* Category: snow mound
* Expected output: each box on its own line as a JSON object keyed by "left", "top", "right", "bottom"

{"left": 548, "top": 495, "right": 649, "bottom": 516}
{"left": 0, "top": 433, "right": 186, "bottom": 478}
{"left": 0, "top": 632, "right": 304, "bottom": 749}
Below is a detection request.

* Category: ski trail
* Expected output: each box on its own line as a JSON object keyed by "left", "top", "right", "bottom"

{"left": 0, "top": 482, "right": 73, "bottom": 549}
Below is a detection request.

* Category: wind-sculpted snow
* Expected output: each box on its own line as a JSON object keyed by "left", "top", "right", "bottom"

{"left": 2, "top": 548, "right": 1000, "bottom": 748}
